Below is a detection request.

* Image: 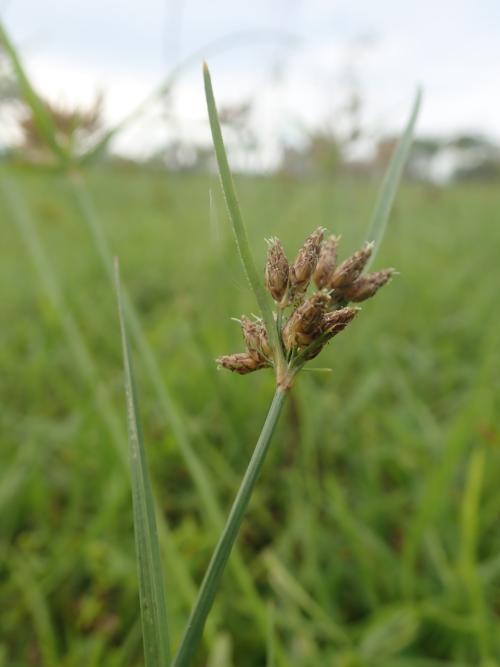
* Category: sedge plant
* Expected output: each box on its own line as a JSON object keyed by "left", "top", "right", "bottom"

{"left": 117, "top": 64, "right": 421, "bottom": 666}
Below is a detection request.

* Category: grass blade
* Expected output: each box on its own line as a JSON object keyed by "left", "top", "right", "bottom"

{"left": 0, "top": 23, "right": 67, "bottom": 164}
{"left": 364, "top": 88, "right": 422, "bottom": 269}
{"left": 203, "top": 63, "right": 282, "bottom": 362}
{"left": 115, "top": 260, "right": 170, "bottom": 667}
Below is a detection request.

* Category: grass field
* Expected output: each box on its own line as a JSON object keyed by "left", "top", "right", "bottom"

{"left": 1, "top": 165, "right": 499, "bottom": 666}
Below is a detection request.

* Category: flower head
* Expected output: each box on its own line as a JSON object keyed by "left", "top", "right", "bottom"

{"left": 217, "top": 229, "right": 395, "bottom": 385}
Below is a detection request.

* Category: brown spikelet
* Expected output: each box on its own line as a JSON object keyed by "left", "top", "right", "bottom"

{"left": 300, "top": 305, "right": 359, "bottom": 361}
{"left": 258, "top": 326, "right": 272, "bottom": 359}
{"left": 329, "top": 242, "right": 373, "bottom": 289}
{"left": 314, "top": 235, "right": 340, "bottom": 289}
{"left": 282, "top": 292, "right": 330, "bottom": 350}
{"left": 265, "top": 238, "right": 289, "bottom": 303}
{"left": 240, "top": 316, "right": 272, "bottom": 361}
{"left": 321, "top": 306, "right": 360, "bottom": 339}
{"left": 289, "top": 227, "right": 324, "bottom": 300}
{"left": 216, "top": 352, "right": 270, "bottom": 374}
{"left": 338, "top": 269, "right": 395, "bottom": 302}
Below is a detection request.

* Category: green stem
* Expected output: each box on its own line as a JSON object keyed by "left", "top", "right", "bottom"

{"left": 172, "top": 387, "right": 289, "bottom": 667}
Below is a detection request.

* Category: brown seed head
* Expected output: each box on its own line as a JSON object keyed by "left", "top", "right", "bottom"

{"left": 321, "top": 306, "right": 360, "bottom": 339}
{"left": 289, "top": 227, "right": 324, "bottom": 300}
{"left": 300, "top": 305, "right": 359, "bottom": 361}
{"left": 265, "top": 238, "right": 289, "bottom": 304}
{"left": 240, "top": 316, "right": 272, "bottom": 361}
{"left": 329, "top": 242, "right": 374, "bottom": 289}
{"left": 282, "top": 292, "right": 330, "bottom": 350}
{"left": 338, "top": 268, "right": 395, "bottom": 302}
{"left": 314, "top": 235, "right": 340, "bottom": 289}
{"left": 216, "top": 352, "right": 270, "bottom": 375}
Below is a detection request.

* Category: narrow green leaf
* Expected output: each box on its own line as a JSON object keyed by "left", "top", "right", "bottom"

{"left": 203, "top": 63, "right": 282, "bottom": 362}
{"left": 0, "top": 22, "right": 67, "bottom": 164}
{"left": 364, "top": 88, "right": 422, "bottom": 270}
{"left": 115, "top": 260, "right": 170, "bottom": 667}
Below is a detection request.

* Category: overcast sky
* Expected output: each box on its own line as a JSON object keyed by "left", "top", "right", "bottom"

{"left": 3, "top": 0, "right": 499, "bottom": 164}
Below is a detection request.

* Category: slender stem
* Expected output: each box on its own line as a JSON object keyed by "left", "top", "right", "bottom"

{"left": 172, "top": 387, "right": 289, "bottom": 667}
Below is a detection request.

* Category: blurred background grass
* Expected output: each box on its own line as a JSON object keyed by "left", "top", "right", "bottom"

{"left": 1, "top": 2, "right": 500, "bottom": 665}
{"left": 1, "top": 164, "right": 499, "bottom": 665}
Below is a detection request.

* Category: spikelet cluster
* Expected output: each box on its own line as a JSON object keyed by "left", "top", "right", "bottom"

{"left": 217, "top": 228, "right": 395, "bottom": 376}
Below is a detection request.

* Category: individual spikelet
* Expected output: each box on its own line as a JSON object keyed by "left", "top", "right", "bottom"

{"left": 264, "top": 238, "right": 289, "bottom": 305}
{"left": 288, "top": 227, "right": 324, "bottom": 303}
{"left": 303, "top": 307, "right": 360, "bottom": 360}
{"left": 217, "top": 353, "right": 269, "bottom": 375}
{"left": 314, "top": 235, "right": 340, "bottom": 289}
{"left": 329, "top": 242, "right": 374, "bottom": 289}
{"left": 239, "top": 315, "right": 272, "bottom": 361}
{"left": 335, "top": 269, "right": 395, "bottom": 302}
{"left": 282, "top": 292, "right": 330, "bottom": 350}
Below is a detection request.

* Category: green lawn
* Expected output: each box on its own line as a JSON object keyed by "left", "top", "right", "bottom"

{"left": 1, "top": 165, "right": 499, "bottom": 666}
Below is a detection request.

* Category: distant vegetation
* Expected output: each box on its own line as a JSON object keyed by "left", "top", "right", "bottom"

{"left": 2, "top": 167, "right": 500, "bottom": 666}
{"left": 0, "top": 42, "right": 498, "bottom": 184}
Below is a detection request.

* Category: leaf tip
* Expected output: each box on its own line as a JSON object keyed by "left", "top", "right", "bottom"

{"left": 203, "top": 61, "right": 211, "bottom": 84}
{"left": 407, "top": 86, "right": 422, "bottom": 131}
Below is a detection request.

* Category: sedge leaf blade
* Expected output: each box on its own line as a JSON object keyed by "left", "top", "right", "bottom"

{"left": 203, "top": 63, "right": 282, "bottom": 362}
{"left": 364, "top": 88, "right": 422, "bottom": 269}
{"left": 115, "top": 260, "right": 170, "bottom": 667}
